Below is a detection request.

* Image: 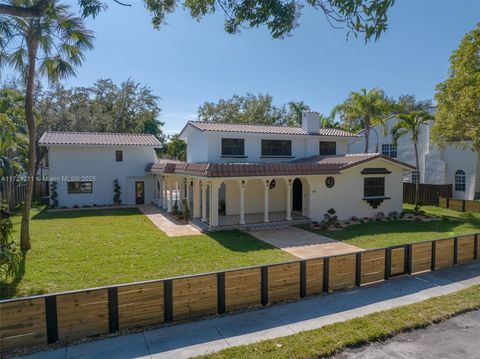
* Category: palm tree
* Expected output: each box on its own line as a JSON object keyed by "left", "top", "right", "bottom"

{"left": 391, "top": 110, "right": 434, "bottom": 207}
{"left": 332, "top": 88, "right": 393, "bottom": 153}
{"left": 0, "top": 0, "right": 93, "bottom": 251}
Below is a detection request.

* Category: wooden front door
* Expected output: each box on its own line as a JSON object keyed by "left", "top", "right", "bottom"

{"left": 135, "top": 181, "right": 145, "bottom": 205}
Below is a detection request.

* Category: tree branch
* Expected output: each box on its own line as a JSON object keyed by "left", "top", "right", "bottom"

{"left": 0, "top": 0, "right": 51, "bottom": 18}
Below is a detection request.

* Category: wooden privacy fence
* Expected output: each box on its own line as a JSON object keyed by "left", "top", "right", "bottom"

{"left": 1, "top": 233, "right": 479, "bottom": 353}
{"left": 0, "top": 181, "right": 48, "bottom": 211}
{"left": 439, "top": 197, "right": 480, "bottom": 213}
{"left": 403, "top": 183, "right": 452, "bottom": 205}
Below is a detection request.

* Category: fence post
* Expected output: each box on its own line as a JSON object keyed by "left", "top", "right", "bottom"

{"left": 462, "top": 200, "right": 466, "bottom": 212}
{"left": 108, "top": 287, "right": 119, "bottom": 333}
{"left": 261, "top": 266, "right": 269, "bottom": 306}
{"left": 475, "top": 234, "right": 478, "bottom": 260}
{"left": 300, "top": 260, "right": 307, "bottom": 298}
{"left": 453, "top": 237, "right": 458, "bottom": 265}
{"left": 385, "top": 248, "right": 392, "bottom": 280}
{"left": 446, "top": 197, "right": 450, "bottom": 209}
{"left": 45, "top": 295, "right": 58, "bottom": 344}
{"left": 323, "top": 257, "right": 329, "bottom": 293}
{"left": 431, "top": 241, "right": 437, "bottom": 271}
{"left": 355, "top": 252, "right": 362, "bottom": 286}
{"left": 406, "top": 244, "right": 413, "bottom": 275}
{"left": 163, "top": 279, "right": 173, "bottom": 323}
{"left": 217, "top": 272, "right": 226, "bottom": 314}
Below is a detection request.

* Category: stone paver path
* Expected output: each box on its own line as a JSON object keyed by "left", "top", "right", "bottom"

{"left": 138, "top": 205, "right": 201, "bottom": 237}
{"left": 18, "top": 261, "right": 480, "bottom": 359}
{"left": 251, "top": 227, "right": 363, "bottom": 258}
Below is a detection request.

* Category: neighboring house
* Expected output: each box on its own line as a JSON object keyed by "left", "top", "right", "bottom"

{"left": 39, "top": 132, "right": 161, "bottom": 207}
{"left": 348, "top": 117, "right": 480, "bottom": 201}
{"left": 145, "top": 112, "right": 414, "bottom": 229}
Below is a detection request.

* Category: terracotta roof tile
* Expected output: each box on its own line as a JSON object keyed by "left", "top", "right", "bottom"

{"left": 39, "top": 131, "right": 162, "bottom": 146}
{"left": 187, "top": 121, "right": 357, "bottom": 137}
{"left": 145, "top": 153, "right": 415, "bottom": 177}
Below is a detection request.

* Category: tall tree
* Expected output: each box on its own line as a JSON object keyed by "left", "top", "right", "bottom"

{"left": 0, "top": 0, "right": 93, "bottom": 251}
{"left": 0, "top": 0, "right": 395, "bottom": 42}
{"left": 331, "top": 88, "right": 393, "bottom": 153}
{"left": 391, "top": 110, "right": 433, "bottom": 207}
{"left": 164, "top": 134, "right": 187, "bottom": 161}
{"left": 432, "top": 24, "right": 480, "bottom": 151}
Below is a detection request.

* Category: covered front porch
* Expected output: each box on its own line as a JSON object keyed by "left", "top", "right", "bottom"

{"left": 148, "top": 174, "right": 312, "bottom": 230}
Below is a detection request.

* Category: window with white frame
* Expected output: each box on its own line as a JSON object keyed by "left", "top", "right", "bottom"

{"left": 381, "top": 144, "right": 397, "bottom": 158}
{"left": 411, "top": 171, "right": 419, "bottom": 183}
{"left": 455, "top": 170, "right": 466, "bottom": 192}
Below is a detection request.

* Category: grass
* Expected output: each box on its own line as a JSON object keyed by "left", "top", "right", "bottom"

{"left": 298, "top": 204, "right": 480, "bottom": 249}
{"left": 1, "top": 207, "right": 294, "bottom": 299}
{"left": 198, "top": 285, "right": 480, "bottom": 359}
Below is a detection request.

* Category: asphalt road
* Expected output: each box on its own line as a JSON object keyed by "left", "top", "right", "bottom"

{"left": 335, "top": 310, "right": 480, "bottom": 358}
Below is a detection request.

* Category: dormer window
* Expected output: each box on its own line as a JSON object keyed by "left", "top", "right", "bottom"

{"left": 221, "top": 138, "right": 245, "bottom": 157}
{"left": 320, "top": 141, "right": 336, "bottom": 155}
{"left": 116, "top": 150, "right": 123, "bottom": 162}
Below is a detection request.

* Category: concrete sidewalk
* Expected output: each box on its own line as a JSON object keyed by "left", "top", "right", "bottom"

{"left": 18, "top": 261, "right": 480, "bottom": 359}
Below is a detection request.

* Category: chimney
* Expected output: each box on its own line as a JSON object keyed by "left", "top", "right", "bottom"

{"left": 301, "top": 111, "right": 320, "bottom": 134}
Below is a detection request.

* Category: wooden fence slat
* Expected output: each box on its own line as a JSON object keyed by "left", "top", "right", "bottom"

{"left": 457, "top": 235, "right": 475, "bottom": 264}
{"left": 172, "top": 274, "right": 217, "bottom": 320}
{"left": 328, "top": 254, "right": 356, "bottom": 291}
{"left": 360, "top": 249, "right": 385, "bottom": 285}
{"left": 435, "top": 238, "right": 454, "bottom": 270}
{"left": 267, "top": 262, "right": 300, "bottom": 303}
{"left": 305, "top": 258, "right": 324, "bottom": 295}
{"left": 411, "top": 242, "right": 432, "bottom": 274}
{"left": 225, "top": 268, "right": 261, "bottom": 311}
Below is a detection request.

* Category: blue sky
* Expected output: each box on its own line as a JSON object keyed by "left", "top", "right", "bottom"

{"left": 24, "top": 1, "right": 480, "bottom": 135}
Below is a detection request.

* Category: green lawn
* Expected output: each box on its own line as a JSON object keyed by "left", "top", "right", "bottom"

{"left": 1, "top": 207, "right": 294, "bottom": 299}
{"left": 298, "top": 205, "right": 480, "bottom": 249}
{"left": 199, "top": 285, "right": 480, "bottom": 359}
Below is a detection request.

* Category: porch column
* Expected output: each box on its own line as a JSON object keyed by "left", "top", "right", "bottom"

{"left": 286, "top": 178, "right": 292, "bottom": 221}
{"left": 166, "top": 182, "right": 172, "bottom": 212}
{"left": 263, "top": 180, "right": 269, "bottom": 223}
{"left": 162, "top": 178, "right": 167, "bottom": 209}
{"left": 185, "top": 178, "right": 190, "bottom": 210}
{"left": 239, "top": 180, "right": 246, "bottom": 225}
{"left": 210, "top": 181, "right": 219, "bottom": 227}
{"left": 193, "top": 179, "right": 201, "bottom": 218}
{"left": 201, "top": 182, "right": 207, "bottom": 222}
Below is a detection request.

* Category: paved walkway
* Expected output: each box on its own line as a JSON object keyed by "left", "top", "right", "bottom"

{"left": 336, "top": 310, "right": 480, "bottom": 358}
{"left": 19, "top": 261, "right": 480, "bottom": 359}
{"left": 251, "top": 227, "right": 363, "bottom": 258}
{"left": 138, "top": 205, "right": 201, "bottom": 237}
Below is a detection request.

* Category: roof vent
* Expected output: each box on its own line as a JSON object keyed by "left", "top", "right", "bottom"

{"left": 301, "top": 111, "right": 320, "bottom": 134}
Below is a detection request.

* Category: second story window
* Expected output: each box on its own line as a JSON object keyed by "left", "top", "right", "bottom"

{"left": 221, "top": 138, "right": 245, "bottom": 156}
{"left": 261, "top": 140, "right": 292, "bottom": 157}
{"left": 382, "top": 144, "right": 397, "bottom": 158}
{"left": 116, "top": 150, "right": 123, "bottom": 162}
{"left": 364, "top": 177, "right": 385, "bottom": 198}
{"left": 319, "top": 141, "right": 336, "bottom": 155}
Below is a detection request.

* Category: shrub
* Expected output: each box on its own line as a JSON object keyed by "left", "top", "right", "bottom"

{"left": 113, "top": 179, "right": 122, "bottom": 206}
{"left": 320, "top": 224, "right": 329, "bottom": 231}
{"left": 0, "top": 204, "right": 21, "bottom": 278}
{"left": 388, "top": 211, "right": 398, "bottom": 220}
{"left": 73, "top": 204, "right": 79, "bottom": 208}
{"left": 50, "top": 181, "right": 58, "bottom": 208}
{"left": 182, "top": 199, "right": 190, "bottom": 223}
{"left": 350, "top": 216, "right": 359, "bottom": 222}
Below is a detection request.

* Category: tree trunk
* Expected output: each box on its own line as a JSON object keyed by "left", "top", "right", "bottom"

{"left": 414, "top": 141, "right": 420, "bottom": 207}
{"left": 20, "top": 36, "right": 38, "bottom": 252}
{"left": 364, "top": 120, "right": 370, "bottom": 153}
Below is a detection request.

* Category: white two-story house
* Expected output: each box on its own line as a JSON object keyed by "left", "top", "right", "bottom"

{"left": 146, "top": 112, "right": 414, "bottom": 229}
{"left": 40, "top": 132, "right": 161, "bottom": 207}
{"left": 349, "top": 117, "right": 480, "bottom": 201}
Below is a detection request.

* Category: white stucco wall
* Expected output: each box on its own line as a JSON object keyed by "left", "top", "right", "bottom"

{"left": 184, "top": 127, "right": 350, "bottom": 163}
{"left": 47, "top": 145, "right": 157, "bottom": 207}
{"left": 349, "top": 117, "right": 479, "bottom": 200}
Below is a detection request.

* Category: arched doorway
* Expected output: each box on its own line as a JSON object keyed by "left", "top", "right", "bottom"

{"left": 292, "top": 178, "right": 302, "bottom": 212}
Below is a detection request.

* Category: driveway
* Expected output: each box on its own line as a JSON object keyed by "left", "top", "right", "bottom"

{"left": 250, "top": 227, "right": 363, "bottom": 258}
{"left": 336, "top": 310, "right": 480, "bottom": 358}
